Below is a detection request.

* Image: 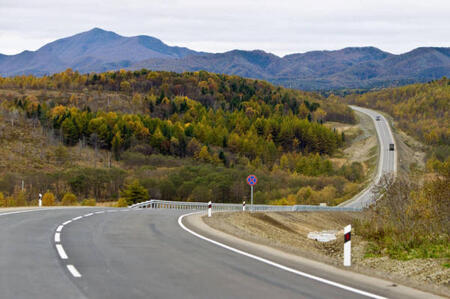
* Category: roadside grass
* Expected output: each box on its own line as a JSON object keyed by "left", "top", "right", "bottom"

{"left": 364, "top": 238, "right": 449, "bottom": 261}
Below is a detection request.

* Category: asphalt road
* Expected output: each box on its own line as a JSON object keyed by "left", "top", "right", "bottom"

{"left": 0, "top": 107, "right": 407, "bottom": 299}
{"left": 342, "top": 106, "right": 397, "bottom": 208}
{"left": 0, "top": 208, "right": 388, "bottom": 299}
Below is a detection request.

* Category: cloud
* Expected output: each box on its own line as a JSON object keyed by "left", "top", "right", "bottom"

{"left": 1, "top": 0, "right": 449, "bottom": 55}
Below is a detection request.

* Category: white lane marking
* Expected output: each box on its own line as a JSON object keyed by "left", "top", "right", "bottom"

{"left": 56, "top": 225, "right": 63, "bottom": 232}
{"left": 94, "top": 211, "right": 104, "bottom": 214}
{"left": 84, "top": 213, "right": 93, "bottom": 217}
{"left": 67, "top": 265, "right": 82, "bottom": 278}
{"left": 0, "top": 208, "right": 58, "bottom": 217}
{"left": 120, "top": 209, "right": 129, "bottom": 212}
{"left": 107, "top": 210, "right": 118, "bottom": 213}
{"left": 178, "top": 212, "right": 386, "bottom": 299}
{"left": 56, "top": 244, "right": 68, "bottom": 259}
{"left": 72, "top": 216, "right": 83, "bottom": 221}
{"left": 54, "top": 232, "right": 61, "bottom": 243}
{"left": 63, "top": 220, "right": 72, "bottom": 226}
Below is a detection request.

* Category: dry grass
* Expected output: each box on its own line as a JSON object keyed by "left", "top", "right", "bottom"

{"left": 204, "top": 211, "right": 450, "bottom": 291}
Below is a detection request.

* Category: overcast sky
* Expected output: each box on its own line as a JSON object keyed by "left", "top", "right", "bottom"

{"left": 1, "top": 0, "right": 449, "bottom": 56}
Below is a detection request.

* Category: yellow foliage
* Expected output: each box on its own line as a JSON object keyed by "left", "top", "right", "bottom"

{"left": 42, "top": 191, "right": 56, "bottom": 206}
{"left": 62, "top": 192, "right": 78, "bottom": 206}
{"left": 0, "top": 192, "right": 5, "bottom": 207}
{"left": 81, "top": 198, "right": 96, "bottom": 206}
{"left": 116, "top": 197, "right": 128, "bottom": 207}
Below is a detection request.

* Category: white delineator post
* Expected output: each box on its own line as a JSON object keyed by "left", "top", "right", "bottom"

{"left": 38, "top": 193, "right": 42, "bottom": 207}
{"left": 344, "top": 224, "right": 351, "bottom": 266}
{"left": 243, "top": 201, "right": 246, "bottom": 211}
{"left": 207, "top": 201, "right": 212, "bottom": 217}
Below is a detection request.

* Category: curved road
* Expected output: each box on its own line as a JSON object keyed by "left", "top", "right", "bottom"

{"left": 342, "top": 106, "right": 397, "bottom": 208}
{"left": 0, "top": 107, "right": 417, "bottom": 299}
{"left": 0, "top": 207, "right": 438, "bottom": 299}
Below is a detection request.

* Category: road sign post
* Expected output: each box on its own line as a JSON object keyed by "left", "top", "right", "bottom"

{"left": 246, "top": 175, "right": 258, "bottom": 212}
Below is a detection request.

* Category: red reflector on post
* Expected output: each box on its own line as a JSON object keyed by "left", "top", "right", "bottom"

{"left": 344, "top": 232, "right": 351, "bottom": 242}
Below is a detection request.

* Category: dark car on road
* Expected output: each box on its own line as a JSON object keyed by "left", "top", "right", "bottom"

{"left": 376, "top": 116, "right": 381, "bottom": 121}
{"left": 389, "top": 143, "right": 395, "bottom": 151}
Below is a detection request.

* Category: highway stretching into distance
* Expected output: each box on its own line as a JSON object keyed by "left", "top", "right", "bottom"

{"left": 0, "top": 107, "right": 434, "bottom": 299}
{"left": 342, "top": 106, "right": 397, "bottom": 208}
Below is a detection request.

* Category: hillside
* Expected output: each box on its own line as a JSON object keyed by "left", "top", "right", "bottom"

{"left": 0, "top": 69, "right": 372, "bottom": 207}
{"left": 345, "top": 77, "right": 450, "bottom": 162}
{"left": 1, "top": 28, "right": 449, "bottom": 90}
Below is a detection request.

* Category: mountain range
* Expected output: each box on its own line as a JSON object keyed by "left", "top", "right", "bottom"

{"left": 1, "top": 28, "right": 449, "bottom": 90}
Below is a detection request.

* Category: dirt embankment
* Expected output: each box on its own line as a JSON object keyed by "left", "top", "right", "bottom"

{"left": 204, "top": 211, "right": 449, "bottom": 296}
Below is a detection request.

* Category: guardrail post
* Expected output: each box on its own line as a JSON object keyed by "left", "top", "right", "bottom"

{"left": 243, "top": 201, "right": 246, "bottom": 211}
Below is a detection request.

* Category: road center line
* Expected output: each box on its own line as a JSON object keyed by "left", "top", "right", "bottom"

{"left": 178, "top": 212, "right": 386, "bottom": 299}
{"left": 62, "top": 220, "right": 72, "bottom": 225}
{"left": 72, "top": 216, "right": 83, "bottom": 221}
{"left": 56, "top": 225, "right": 63, "bottom": 232}
{"left": 54, "top": 232, "right": 61, "bottom": 243}
{"left": 67, "top": 265, "right": 82, "bottom": 278}
{"left": 56, "top": 244, "right": 68, "bottom": 259}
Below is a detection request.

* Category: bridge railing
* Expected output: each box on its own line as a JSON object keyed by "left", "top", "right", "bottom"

{"left": 129, "top": 199, "right": 362, "bottom": 212}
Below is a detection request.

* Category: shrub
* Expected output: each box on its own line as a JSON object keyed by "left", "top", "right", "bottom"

{"left": 14, "top": 190, "right": 27, "bottom": 206}
{"left": 42, "top": 191, "right": 56, "bottom": 206}
{"left": 116, "top": 197, "right": 128, "bottom": 207}
{"left": 0, "top": 192, "right": 5, "bottom": 207}
{"left": 81, "top": 198, "right": 96, "bottom": 206}
{"left": 6, "top": 196, "right": 17, "bottom": 207}
{"left": 62, "top": 192, "right": 78, "bottom": 206}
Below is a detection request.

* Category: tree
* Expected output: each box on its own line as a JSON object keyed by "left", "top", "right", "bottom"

{"left": 195, "top": 146, "right": 211, "bottom": 162}
{"left": 111, "top": 131, "right": 123, "bottom": 161}
{"left": 120, "top": 180, "right": 149, "bottom": 205}
{"left": 61, "top": 118, "right": 79, "bottom": 145}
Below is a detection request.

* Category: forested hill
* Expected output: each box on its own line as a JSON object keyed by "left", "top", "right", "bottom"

{"left": 0, "top": 69, "right": 355, "bottom": 166}
{"left": 345, "top": 77, "right": 450, "bottom": 161}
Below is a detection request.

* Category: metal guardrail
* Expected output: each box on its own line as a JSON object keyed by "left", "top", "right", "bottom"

{"left": 129, "top": 199, "right": 362, "bottom": 212}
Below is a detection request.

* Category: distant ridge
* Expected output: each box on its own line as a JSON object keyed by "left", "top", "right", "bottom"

{"left": 1, "top": 28, "right": 449, "bottom": 90}
{"left": 0, "top": 28, "right": 202, "bottom": 76}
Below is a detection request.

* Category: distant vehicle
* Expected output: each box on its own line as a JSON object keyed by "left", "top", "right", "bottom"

{"left": 376, "top": 116, "right": 381, "bottom": 121}
{"left": 389, "top": 143, "right": 395, "bottom": 151}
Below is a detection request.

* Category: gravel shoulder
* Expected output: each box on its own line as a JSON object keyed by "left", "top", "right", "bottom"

{"left": 202, "top": 211, "right": 449, "bottom": 298}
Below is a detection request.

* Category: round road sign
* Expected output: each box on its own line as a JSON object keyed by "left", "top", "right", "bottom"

{"left": 246, "top": 175, "right": 258, "bottom": 186}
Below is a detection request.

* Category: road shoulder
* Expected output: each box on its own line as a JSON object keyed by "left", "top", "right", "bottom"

{"left": 182, "top": 212, "right": 446, "bottom": 299}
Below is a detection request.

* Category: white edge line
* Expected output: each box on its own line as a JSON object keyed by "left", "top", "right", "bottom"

{"left": 72, "top": 216, "right": 82, "bottom": 221}
{"left": 84, "top": 213, "right": 93, "bottom": 217}
{"left": 54, "top": 232, "right": 61, "bottom": 243}
{"left": 56, "top": 244, "right": 68, "bottom": 259}
{"left": 178, "top": 212, "right": 386, "bottom": 299}
{"left": 67, "top": 265, "right": 82, "bottom": 278}
{"left": 56, "top": 225, "right": 63, "bottom": 232}
{"left": 63, "top": 220, "right": 72, "bottom": 225}
{"left": 0, "top": 208, "right": 56, "bottom": 217}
